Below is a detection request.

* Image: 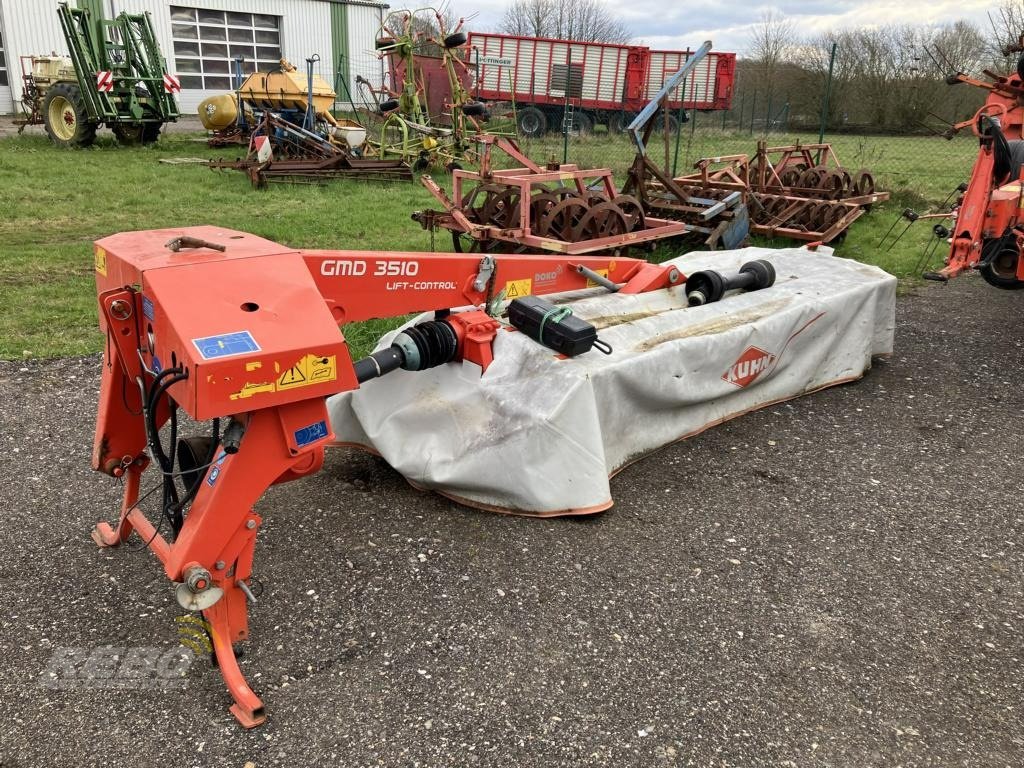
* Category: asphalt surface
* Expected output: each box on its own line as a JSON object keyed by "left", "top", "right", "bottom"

{"left": 1, "top": 276, "right": 1022, "bottom": 767}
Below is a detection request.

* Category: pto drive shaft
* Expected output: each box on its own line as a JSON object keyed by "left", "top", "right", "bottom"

{"left": 685, "top": 260, "right": 776, "bottom": 306}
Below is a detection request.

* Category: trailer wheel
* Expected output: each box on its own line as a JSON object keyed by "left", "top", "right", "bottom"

{"left": 607, "top": 112, "right": 633, "bottom": 133}
{"left": 516, "top": 106, "right": 547, "bottom": 138}
{"left": 660, "top": 113, "right": 680, "bottom": 135}
{"left": 568, "top": 111, "right": 593, "bottom": 135}
{"left": 43, "top": 83, "right": 97, "bottom": 148}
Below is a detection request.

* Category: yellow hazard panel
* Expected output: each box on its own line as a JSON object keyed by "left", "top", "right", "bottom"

{"left": 229, "top": 382, "right": 276, "bottom": 401}
{"left": 586, "top": 268, "right": 609, "bottom": 288}
{"left": 95, "top": 247, "right": 107, "bottom": 276}
{"left": 504, "top": 278, "right": 532, "bottom": 300}
{"left": 277, "top": 354, "right": 338, "bottom": 391}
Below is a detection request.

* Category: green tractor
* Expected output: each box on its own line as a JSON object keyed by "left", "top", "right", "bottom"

{"left": 17, "top": 2, "right": 179, "bottom": 147}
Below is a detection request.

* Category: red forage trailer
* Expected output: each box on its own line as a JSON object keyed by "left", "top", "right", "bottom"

{"left": 466, "top": 31, "right": 735, "bottom": 137}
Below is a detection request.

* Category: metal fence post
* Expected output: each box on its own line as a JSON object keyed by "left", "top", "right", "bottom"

{"left": 563, "top": 50, "right": 571, "bottom": 164}
{"left": 818, "top": 42, "right": 837, "bottom": 144}
{"left": 672, "top": 76, "right": 687, "bottom": 176}
{"left": 750, "top": 90, "right": 757, "bottom": 134}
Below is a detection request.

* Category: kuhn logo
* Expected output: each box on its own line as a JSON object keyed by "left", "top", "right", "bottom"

{"left": 723, "top": 346, "right": 775, "bottom": 388}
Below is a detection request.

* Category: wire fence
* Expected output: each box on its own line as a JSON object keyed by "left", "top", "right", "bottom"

{"left": 495, "top": 53, "right": 983, "bottom": 206}
{"left": 511, "top": 121, "right": 976, "bottom": 205}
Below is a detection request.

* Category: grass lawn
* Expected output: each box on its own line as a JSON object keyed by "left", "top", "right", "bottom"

{"left": 0, "top": 127, "right": 976, "bottom": 360}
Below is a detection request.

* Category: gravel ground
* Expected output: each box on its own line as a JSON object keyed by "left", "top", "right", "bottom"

{"left": 0, "top": 276, "right": 1022, "bottom": 767}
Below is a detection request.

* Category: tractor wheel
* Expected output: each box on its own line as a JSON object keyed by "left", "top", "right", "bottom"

{"left": 112, "top": 124, "right": 145, "bottom": 145}
{"left": 516, "top": 106, "right": 547, "bottom": 138}
{"left": 142, "top": 123, "right": 163, "bottom": 144}
{"left": 43, "top": 83, "right": 97, "bottom": 148}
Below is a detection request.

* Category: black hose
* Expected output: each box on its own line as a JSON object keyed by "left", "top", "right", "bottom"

{"left": 143, "top": 368, "right": 188, "bottom": 536}
{"left": 169, "top": 418, "right": 221, "bottom": 517}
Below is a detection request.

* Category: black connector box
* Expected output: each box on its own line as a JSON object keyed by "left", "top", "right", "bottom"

{"left": 507, "top": 296, "right": 598, "bottom": 357}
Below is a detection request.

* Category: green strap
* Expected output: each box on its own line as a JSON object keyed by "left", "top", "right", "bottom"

{"left": 538, "top": 305, "right": 572, "bottom": 343}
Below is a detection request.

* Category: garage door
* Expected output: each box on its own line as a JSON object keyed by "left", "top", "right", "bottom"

{"left": 0, "top": 20, "right": 11, "bottom": 114}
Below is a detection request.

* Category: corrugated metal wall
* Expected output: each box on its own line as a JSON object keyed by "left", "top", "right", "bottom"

{"left": 341, "top": 2, "right": 384, "bottom": 111}
{"left": 0, "top": 0, "right": 74, "bottom": 114}
{"left": 114, "top": 0, "right": 335, "bottom": 113}
{"left": 0, "top": 0, "right": 386, "bottom": 115}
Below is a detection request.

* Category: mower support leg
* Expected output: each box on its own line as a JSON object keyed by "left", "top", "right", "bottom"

{"left": 91, "top": 466, "right": 141, "bottom": 547}
{"left": 205, "top": 571, "right": 266, "bottom": 728}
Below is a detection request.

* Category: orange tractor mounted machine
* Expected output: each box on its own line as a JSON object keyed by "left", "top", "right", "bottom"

{"left": 89, "top": 226, "right": 774, "bottom": 727}
{"left": 926, "top": 39, "right": 1024, "bottom": 287}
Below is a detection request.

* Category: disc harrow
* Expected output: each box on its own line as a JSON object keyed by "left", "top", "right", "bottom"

{"left": 413, "top": 135, "right": 685, "bottom": 255}
{"left": 658, "top": 139, "right": 888, "bottom": 244}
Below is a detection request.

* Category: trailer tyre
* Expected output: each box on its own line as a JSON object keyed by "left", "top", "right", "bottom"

{"left": 607, "top": 112, "right": 633, "bottom": 133}
{"left": 569, "top": 111, "right": 593, "bottom": 135}
{"left": 516, "top": 106, "right": 547, "bottom": 138}
{"left": 379, "top": 99, "right": 400, "bottom": 114}
{"left": 462, "top": 102, "right": 488, "bottom": 117}
{"left": 43, "top": 83, "right": 97, "bottom": 148}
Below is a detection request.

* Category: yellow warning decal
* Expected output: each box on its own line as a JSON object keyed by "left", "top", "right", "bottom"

{"left": 229, "top": 382, "right": 276, "bottom": 401}
{"left": 585, "top": 268, "right": 608, "bottom": 288}
{"left": 277, "top": 354, "right": 338, "bottom": 391}
{"left": 95, "top": 247, "right": 107, "bottom": 276}
{"left": 504, "top": 278, "right": 532, "bottom": 299}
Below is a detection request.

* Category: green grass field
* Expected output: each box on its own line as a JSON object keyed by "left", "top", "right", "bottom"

{"left": 0, "top": 127, "right": 976, "bottom": 360}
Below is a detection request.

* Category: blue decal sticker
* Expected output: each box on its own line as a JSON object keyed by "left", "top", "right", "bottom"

{"left": 206, "top": 451, "right": 228, "bottom": 487}
{"left": 142, "top": 296, "right": 155, "bottom": 321}
{"left": 152, "top": 355, "right": 162, "bottom": 373}
{"left": 294, "top": 420, "right": 329, "bottom": 448}
{"left": 191, "top": 330, "right": 261, "bottom": 361}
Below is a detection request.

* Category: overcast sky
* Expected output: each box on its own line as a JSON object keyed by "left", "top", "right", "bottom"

{"left": 447, "top": 0, "right": 1004, "bottom": 54}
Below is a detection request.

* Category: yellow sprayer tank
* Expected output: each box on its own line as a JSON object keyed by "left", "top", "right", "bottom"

{"left": 237, "top": 59, "right": 336, "bottom": 117}
{"left": 197, "top": 93, "right": 238, "bottom": 131}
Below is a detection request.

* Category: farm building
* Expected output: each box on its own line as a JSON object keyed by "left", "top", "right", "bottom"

{"left": 0, "top": 0, "right": 389, "bottom": 115}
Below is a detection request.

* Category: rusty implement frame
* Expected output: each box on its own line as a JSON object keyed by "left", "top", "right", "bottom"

{"left": 209, "top": 112, "right": 412, "bottom": 188}
{"left": 414, "top": 135, "right": 686, "bottom": 254}
{"left": 660, "top": 141, "right": 890, "bottom": 243}
{"left": 623, "top": 150, "right": 749, "bottom": 249}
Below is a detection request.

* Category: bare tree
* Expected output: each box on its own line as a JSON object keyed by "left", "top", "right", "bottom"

{"left": 499, "top": 0, "right": 629, "bottom": 43}
{"left": 988, "top": 0, "right": 1024, "bottom": 66}
{"left": 747, "top": 11, "right": 798, "bottom": 109}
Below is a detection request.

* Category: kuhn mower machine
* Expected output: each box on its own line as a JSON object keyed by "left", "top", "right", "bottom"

{"left": 924, "top": 37, "right": 1024, "bottom": 287}
{"left": 89, "top": 227, "right": 776, "bottom": 726}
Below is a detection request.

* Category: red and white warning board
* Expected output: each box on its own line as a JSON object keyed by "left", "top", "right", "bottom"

{"left": 163, "top": 73, "right": 181, "bottom": 93}
{"left": 96, "top": 71, "right": 113, "bottom": 92}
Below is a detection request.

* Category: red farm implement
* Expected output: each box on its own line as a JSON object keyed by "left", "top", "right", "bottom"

{"left": 413, "top": 134, "right": 686, "bottom": 254}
